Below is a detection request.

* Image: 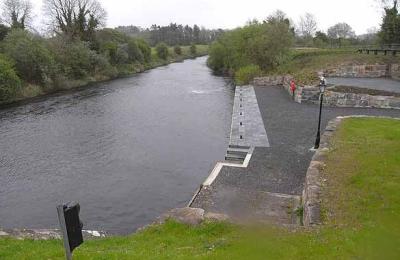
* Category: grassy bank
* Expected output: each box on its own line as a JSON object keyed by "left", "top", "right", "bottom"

{"left": 1, "top": 117, "right": 399, "bottom": 259}
{"left": 0, "top": 45, "right": 208, "bottom": 106}
{"left": 272, "top": 48, "right": 400, "bottom": 85}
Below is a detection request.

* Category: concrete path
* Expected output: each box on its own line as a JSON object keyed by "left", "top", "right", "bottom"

{"left": 327, "top": 77, "right": 400, "bottom": 94}
{"left": 191, "top": 85, "right": 400, "bottom": 225}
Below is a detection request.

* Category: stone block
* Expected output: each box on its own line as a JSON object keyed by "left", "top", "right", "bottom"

{"left": 160, "top": 208, "right": 205, "bottom": 225}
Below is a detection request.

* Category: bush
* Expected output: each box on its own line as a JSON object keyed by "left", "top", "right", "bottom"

{"left": 50, "top": 38, "right": 112, "bottom": 79}
{"left": 127, "top": 40, "right": 144, "bottom": 63}
{"left": 156, "top": 42, "right": 169, "bottom": 60}
{"left": 174, "top": 45, "right": 182, "bottom": 55}
{"left": 0, "top": 55, "right": 22, "bottom": 101}
{"left": 137, "top": 39, "right": 151, "bottom": 63}
{"left": 207, "top": 15, "right": 293, "bottom": 73}
{"left": 207, "top": 42, "right": 229, "bottom": 73}
{"left": 234, "top": 64, "right": 262, "bottom": 85}
{"left": 3, "top": 29, "right": 55, "bottom": 84}
{"left": 190, "top": 44, "right": 197, "bottom": 55}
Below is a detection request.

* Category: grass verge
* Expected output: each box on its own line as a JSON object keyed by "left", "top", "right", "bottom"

{"left": 1, "top": 117, "right": 399, "bottom": 259}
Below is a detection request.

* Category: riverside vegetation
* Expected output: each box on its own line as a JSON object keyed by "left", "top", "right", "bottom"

{"left": 207, "top": 2, "right": 400, "bottom": 85}
{"left": 1, "top": 117, "right": 399, "bottom": 259}
{"left": 0, "top": 0, "right": 210, "bottom": 105}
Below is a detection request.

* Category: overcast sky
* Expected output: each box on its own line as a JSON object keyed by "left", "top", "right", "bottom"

{"left": 32, "top": 0, "right": 385, "bottom": 34}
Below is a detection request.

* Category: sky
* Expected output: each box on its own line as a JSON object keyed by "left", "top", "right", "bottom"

{"left": 31, "top": 0, "right": 386, "bottom": 35}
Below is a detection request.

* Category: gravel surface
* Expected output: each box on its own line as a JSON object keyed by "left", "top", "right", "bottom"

{"left": 192, "top": 85, "right": 400, "bottom": 219}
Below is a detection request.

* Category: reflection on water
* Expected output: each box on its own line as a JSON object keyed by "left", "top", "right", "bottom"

{"left": 0, "top": 57, "right": 234, "bottom": 234}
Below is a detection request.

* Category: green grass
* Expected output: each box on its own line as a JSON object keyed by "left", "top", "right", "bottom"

{"left": 1, "top": 118, "right": 400, "bottom": 259}
{"left": 273, "top": 48, "right": 400, "bottom": 85}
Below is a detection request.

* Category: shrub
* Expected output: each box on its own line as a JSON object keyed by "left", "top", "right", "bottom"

{"left": 190, "top": 44, "right": 197, "bottom": 55}
{"left": 234, "top": 64, "right": 262, "bottom": 85}
{"left": 137, "top": 39, "right": 151, "bottom": 63}
{"left": 155, "top": 42, "right": 169, "bottom": 60}
{"left": 207, "top": 15, "right": 293, "bottom": 73}
{"left": 174, "top": 45, "right": 182, "bottom": 55}
{"left": 51, "top": 39, "right": 92, "bottom": 78}
{"left": 207, "top": 42, "right": 229, "bottom": 73}
{"left": 3, "top": 29, "right": 55, "bottom": 84}
{"left": 0, "top": 55, "right": 22, "bottom": 101}
{"left": 127, "top": 40, "right": 144, "bottom": 63}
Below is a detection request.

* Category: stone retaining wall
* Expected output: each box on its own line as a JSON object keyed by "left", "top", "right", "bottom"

{"left": 253, "top": 76, "right": 400, "bottom": 110}
{"left": 324, "top": 64, "right": 390, "bottom": 78}
{"left": 302, "top": 117, "right": 342, "bottom": 226}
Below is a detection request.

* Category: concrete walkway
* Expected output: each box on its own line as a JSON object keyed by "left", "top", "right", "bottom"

{"left": 191, "top": 85, "right": 400, "bottom": 225}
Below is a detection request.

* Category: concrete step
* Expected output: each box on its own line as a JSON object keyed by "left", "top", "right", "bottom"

{"left": 226, "top": 147, "right": 250, "bottom": 155}
{"left": 228, "top": 145, "right": 251, "bottom": 150}
{"left": 225, "top": 154, "right": 245, "bottom": 162}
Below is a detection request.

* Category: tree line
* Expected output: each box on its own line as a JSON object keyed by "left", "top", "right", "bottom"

{"left": 294, "top": 1, "right": 400, "bottom": 47}
{"left": 0, "top": 0, "right": 205, "bottom": 104}
{"left": 116, "top": 24, "right": 224, "bottom": 46}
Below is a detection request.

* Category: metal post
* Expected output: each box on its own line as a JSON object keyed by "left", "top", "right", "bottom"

{"left": 314, "top": 92, "right": 324, "bottom": 149}
{"left": 57, "top": 205, "right": 72, "bottom": 260}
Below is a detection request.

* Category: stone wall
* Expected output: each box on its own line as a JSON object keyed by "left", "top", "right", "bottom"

{"left": 324, "top": 64, "right": 389, "bottom": 78}
{"left": 390, "top": 64, "right": 400, "bottom": 80}
{"left": 301, "top": 88, "right": 400, "bottom": 109}
{"left": 324, "top": 63, "right": 400, "bottom": 79}
{"left": 253, "top": 76, "right": 400, "bottom": 110}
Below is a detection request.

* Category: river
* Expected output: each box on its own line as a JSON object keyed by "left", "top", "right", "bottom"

{"left": 0, "top": 56, "right": 234, "bottom": 234}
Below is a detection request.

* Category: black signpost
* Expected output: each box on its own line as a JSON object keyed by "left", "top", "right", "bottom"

{"left": 57, "top": 202, "right": 84, "bottom": 260}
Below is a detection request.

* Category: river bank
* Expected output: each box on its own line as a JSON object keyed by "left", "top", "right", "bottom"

{"left": 0, "top": 45, "right": 209, "bottom": 107}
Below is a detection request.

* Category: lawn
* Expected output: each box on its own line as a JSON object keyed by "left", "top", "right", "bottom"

{"left": 1, "top": 117, "right": 399, "bottom": 259}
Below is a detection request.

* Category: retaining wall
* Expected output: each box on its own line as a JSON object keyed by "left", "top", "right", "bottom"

{"left": 253, "top": 74, "right": 400, "bottom": 110}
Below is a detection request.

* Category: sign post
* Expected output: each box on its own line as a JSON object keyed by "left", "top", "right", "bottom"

{"left": 57, "top": 202, "right": 84, "bottom": 260}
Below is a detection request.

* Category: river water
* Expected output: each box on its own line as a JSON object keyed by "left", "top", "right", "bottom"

{"left": 0, "top": 56, "right": 234, "bottom": 234}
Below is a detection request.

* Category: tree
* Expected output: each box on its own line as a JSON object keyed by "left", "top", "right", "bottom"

{"left": 1, "top": 0, "right": 33, "bottom": 29}
{"left": 313, "top": 31, "right": 329, "bottom": 47}
{"left": 298, "top": 13, "right": 317, "bottom": 38}
{"left": 379, "top": 0, "right": 400, "bottom": 43}
{"left": 0, "top": 23, "right": 9, "bottom": 40}
{"left": 155, "top": 42, "right": 168, "bottom": 60}
{"left": 327, "top": 23, "right": 356, "bottom": 47}
{"left": 208, "top": 10, "right": 294, "bottom": 73}
{"left": 193, "top": 24, "right": 200, "bottom": 44}
{"left": 43, "top": 0, "right": 107, "bottom": 40}
{"left": 190, "top": 44, "right": 196, "bottom": 55}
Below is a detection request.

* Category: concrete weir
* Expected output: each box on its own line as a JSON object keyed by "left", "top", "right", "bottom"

{"left": 229, "top": 86, "right": 270, "bottom": 148}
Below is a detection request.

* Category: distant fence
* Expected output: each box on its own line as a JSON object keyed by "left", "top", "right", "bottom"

{"left": 358, "top": 44, "right": 400, "bottom": 56}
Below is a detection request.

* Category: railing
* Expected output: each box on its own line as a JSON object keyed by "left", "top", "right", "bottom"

{"left": 358, "top": 44, "right": 400, "bottom": 56}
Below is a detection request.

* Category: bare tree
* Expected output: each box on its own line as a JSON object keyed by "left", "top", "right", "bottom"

{"left": 43, "top": 0, "right": 106, "bottom": 39}
{"left": 327, "top": 23, "right": 356, "bottom": 39}
{"left": 1, "top": 0, "right": 33, "bottom": 29}
{"left": 297, "top": 13, "right": 317, "bottom": 37}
